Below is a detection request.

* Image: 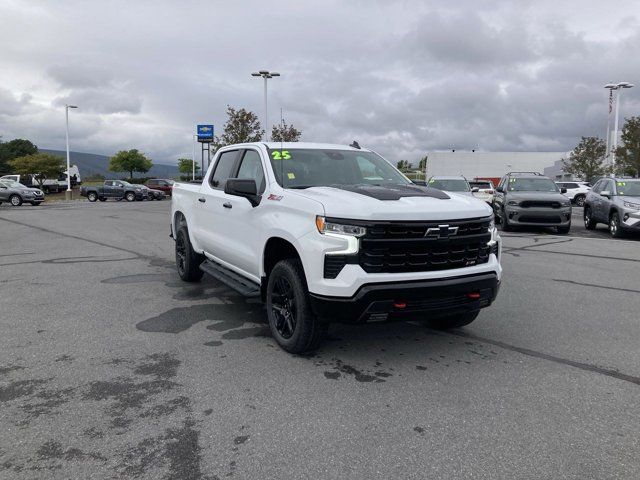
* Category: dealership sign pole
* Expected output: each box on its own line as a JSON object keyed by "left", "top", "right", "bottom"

{"left": 197, "top": 124, "right": 214, "bottom": 174}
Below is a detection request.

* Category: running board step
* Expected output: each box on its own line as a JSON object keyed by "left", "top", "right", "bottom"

{"left": 199, "top": 260, "right": 260, "bottom": 297}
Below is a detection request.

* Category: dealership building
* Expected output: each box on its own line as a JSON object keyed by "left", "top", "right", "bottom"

{"left": 425, "top": 151, "right": 573, "bottom": 186}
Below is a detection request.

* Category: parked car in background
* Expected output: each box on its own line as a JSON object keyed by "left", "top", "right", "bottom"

{"left": 145, "top": 179, "right": 174, "bottom": 195}
{"left": 584, "top": 177, "right": 640, "bottom": 238}
{"left": 493, "top": 172, "right": 572, "bottom": 234}
{"left": 0, "top": 179, "right": 45, "bottom": 206}
{"left": 469, "top": 180, "right": 495, "bottom": 204}
{"left": 80, "top": 180, "right": 148, "bottom": 202}
{"left": 556, "top": 181, "right": 591, "bottom": 207}
{"left": 0, "top": 174, "right": 62, "bottom": 194}
{"left": 58, "top": 165, "right": 82, "bottom": 187}
{"left": 140, "top": 185, "right": 166, "bottom": 200}
{"left": 427, "top": 176, "right": 476, "bottom": 196}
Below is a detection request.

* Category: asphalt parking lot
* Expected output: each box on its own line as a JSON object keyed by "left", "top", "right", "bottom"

{"left": 1, "top": 201, "right": 639, "bottom": 479}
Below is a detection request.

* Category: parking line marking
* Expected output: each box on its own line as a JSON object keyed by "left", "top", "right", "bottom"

{"left": 553, "top": 278, "right": 640, "bottom": 294}
{"left": 444, "top": 330, "right": 640, "bottom": 387}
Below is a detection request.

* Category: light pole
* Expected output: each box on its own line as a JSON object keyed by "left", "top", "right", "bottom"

{"left": 604, "top": 83, "right": 617, "bottom": 166}
{"left": 251, "top": 70, "right": 280, "bottom": 141}
{"left": 65, "top": 104, "right": 78, "bottom": 200}
{"left": 611, "top": 81, "right": 634, "bottom": 172}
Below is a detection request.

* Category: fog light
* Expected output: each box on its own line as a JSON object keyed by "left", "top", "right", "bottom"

{"left": 624, "top": 214, "right": 629, "bottom": 221}
{"left": 466, "top": 292, "right": 481, "bottom": 299}
{"left": 394, "top": 302, "right": 407, "bottom": 309}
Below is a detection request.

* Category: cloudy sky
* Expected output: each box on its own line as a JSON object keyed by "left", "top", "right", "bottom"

{"left": 1, "top": 0, "right": 639, "bottom": 165}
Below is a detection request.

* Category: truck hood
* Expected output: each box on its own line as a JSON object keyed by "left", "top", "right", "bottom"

{"left": 290, "top": 185, "right": 492, "bottom": 221}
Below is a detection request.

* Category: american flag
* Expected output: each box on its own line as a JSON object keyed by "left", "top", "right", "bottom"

{"left": 609, "top": 89, "right": 613, "bottom": 114}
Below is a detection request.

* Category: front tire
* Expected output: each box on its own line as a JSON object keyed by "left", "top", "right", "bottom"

{"left": 175, "top": 226, "right": 204, "bottom": 282}
{"left": 125, "top": 192, "right": 136, "bottom": 202}
{"left": 584, "top": 206, "right": 596, "bottom": 230}
{"left": 557, "top": 223, "right": 571, "bottom": 234}
{"left": 609, "top": 212, "right": 624, "bottom": 238}
{"left": 88, "top": 192, "right": 98, "bottom": 202}
{"left": 266, "top": 259, "right": 328, "bottom": 354}
{"left": 424, "top": 311, "right": 479, "bottom": 330}
{"left": 10, "top": 195, "right": 22, "bottom": 206}
{"left": 501, "top": 208, "right": 512, "bottom": 231}
{"left": 574, "top": 194, "right": 586, "bottom": 207}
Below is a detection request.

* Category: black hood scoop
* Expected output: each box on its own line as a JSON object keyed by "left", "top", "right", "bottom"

{"left": 328, "top": 184, "right": 450, "bottom": 201}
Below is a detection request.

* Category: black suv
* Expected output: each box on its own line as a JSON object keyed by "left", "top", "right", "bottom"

{"left": 493, "top": 172, "right": 572, "bottom": 233}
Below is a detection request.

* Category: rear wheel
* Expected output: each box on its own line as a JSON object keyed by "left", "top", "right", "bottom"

{"left": 584, "top": 206, "right": 596, "bottom": 229}
{"left": 125, "top": 192, "right": 136, "bottom": 202}
{"left": 175, "top": 226, "right": 204, "bottom": 282}
{"left": 87, "top": 192, "right": 98, "bottom": 202}
{"left": 10, "top": 194, "right": 22, "bottom": 206}
{"left": 266, "top": 259, "right": 328, "bottom": 354}
{"left": 98, "top": 197, "right": 106, "bottom": 202}
{"left": 574, "top": 194, "right": 586, "bottom": 207}
{"left": 609, "top": 212, "right": 624, "bottom": 238}
{"left": 423, "top": 311, "right": 479, "bottom": 330}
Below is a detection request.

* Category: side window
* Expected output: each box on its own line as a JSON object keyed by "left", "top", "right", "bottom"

{"left": 592, "top": 180, "right": 602, "bottom": 193}
{"left": 499, "top": 176, "right": 508, "bottom": 191}
{"left": 104, "top": 181, "right": 112, "bottom": 186}
{"left": 602, "top": 180, "right": 613, "bottom": 193}
{"left": 210, "top": 151, "right": 239, "bottom": 189}
{"left": 567, "top": 183, "right": 578, "bottom": 189}
{"left": 236, "top": 150, "right": 266, "bottom": 193}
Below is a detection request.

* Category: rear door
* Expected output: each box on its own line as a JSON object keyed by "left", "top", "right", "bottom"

{"left": 194, "top": 149, "right": 241, "bottom": 263}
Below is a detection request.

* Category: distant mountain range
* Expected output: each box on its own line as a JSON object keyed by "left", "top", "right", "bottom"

{"left": 40, "top": 149, "right": 180, "bottom": 179}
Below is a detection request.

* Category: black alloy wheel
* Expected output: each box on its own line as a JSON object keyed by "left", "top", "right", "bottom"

{"left": 175, "top": 226, "right": 204, "bottom": 282}
{"left": 271, "top": 276, "right": 297, "bottom": 339}
{"left": 584, "top": 207, "right": 596, "bottom": 229}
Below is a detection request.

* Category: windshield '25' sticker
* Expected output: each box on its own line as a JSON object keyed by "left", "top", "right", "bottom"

{"left": 271, "top": 150, "right": 291, "bottom": 160}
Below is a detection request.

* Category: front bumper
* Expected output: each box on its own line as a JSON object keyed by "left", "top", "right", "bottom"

{"left": 309, "top": 272, "right": 500, "bottom": 323}
{"left": 621, "top": 210, "right": 640, "bottom": 230}
{"left": 505, "top": 206, "right": 572, "bottom": 226}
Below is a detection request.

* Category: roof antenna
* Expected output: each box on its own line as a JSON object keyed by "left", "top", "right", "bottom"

{"left": 350, "top": 140, "right": 361, "bottom": 149}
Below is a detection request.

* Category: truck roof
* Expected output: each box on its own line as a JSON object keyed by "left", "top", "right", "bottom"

{"left": 226, "top": 142, "right": 372, "bottom": 152}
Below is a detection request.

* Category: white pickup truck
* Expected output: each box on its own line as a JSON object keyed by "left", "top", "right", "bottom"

{"left": 171, "top": 142, "right": 502, "bottom": 353}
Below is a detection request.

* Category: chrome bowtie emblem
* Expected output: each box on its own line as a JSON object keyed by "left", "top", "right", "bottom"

{"left": 425, "top": 225, "right": 459, "bottom": 238}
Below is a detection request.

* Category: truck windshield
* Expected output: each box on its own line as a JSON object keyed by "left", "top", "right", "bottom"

{"left": 428, "top": 179, "right": 470, "bottom": 192}
{"left": 267, "top": 149, "right": 410, "bottom": 189}
{"left": 508, "top": 178, "right": 558, "bottom": 192}
{"left": 616, "top": 180, "right": 640, "bottom": 196}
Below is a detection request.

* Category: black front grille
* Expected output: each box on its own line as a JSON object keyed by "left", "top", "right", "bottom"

{"left": 520, "top": 200, "right": 562, "bottom": 209}
{"left": 358, "top": 218, "right": 492, "bottom": 274}
{"left": 519, "top": 215, "right": 562, "bottom": 224}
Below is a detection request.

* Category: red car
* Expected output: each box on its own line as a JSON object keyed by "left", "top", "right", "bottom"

{"left": 145, "top": 179, "right": 174, "bottom": 195}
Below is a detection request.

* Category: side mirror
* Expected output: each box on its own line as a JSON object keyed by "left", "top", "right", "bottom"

{"left": 560, "top": 187, "right": 567, "bottom": 194}
{"left": 495, "top": 186, "right": 504, "bottom": 193}
{"left": 225, "top": 178, "right": 259, "bottom": 206}
{"left": 471, "top": 187, "right": 479, "bottom": 193}
{"left": 600, "top": 190, "right": 611, "bottom": 198}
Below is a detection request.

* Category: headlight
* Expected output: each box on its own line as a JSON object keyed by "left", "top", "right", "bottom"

{"left": 316, "top": 216, "right": 366, "bottom": 237}
{"left": 135, "top": 188, "right": 142, "bottom": 192}
{"left": 507, "top": 200, "right": 519, "bottom": 206}
{"left": 624, "top": 201, "right": 640, "bottom": 210}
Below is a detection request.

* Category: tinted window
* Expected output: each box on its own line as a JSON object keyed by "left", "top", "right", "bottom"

{"left": 565, "top": 183, "right": 578, "bottom": 189}
{"left": 470, "top": 181, "right": 492, "bottom": 189}
{"left": 210, "top": 151, "right": 238, "bottom": 189}
{"left": 615, "top": 180, "right": 640, "bottom": 196}
{"left": 236, "top": 150, "right": 266, "bottom": 193}
{"left": 507, "top": 178, "right": 558, "bottom": 192}
{"left": 592, "top": 180, "right": 602, "bottom": 193}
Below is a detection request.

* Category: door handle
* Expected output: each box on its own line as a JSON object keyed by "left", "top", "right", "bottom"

{"left": 223, "top": 202, "right": 232, "bottom": 209}
{"left": 198, "top": 198, "right": 206, "bottom": 203}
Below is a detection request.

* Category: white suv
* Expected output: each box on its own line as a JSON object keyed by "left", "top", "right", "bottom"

{"left": 171, "top": 143, "right": 502, "bottom": 353}
{"left": 556, "top": 181, "right": 591, "bottom": 207}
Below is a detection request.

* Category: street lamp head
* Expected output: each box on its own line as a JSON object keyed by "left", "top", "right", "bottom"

{"left": 604, "top": 83, "right": 617, "bottom": 89}
{"left": 270, "top": 72, "right": 280, "bottom": 77}
{"left": 258, "top": 70, "right": 269, "bottom": 75}
{"left": 617, "top": 82, "right": 634, "bottom": 89}
{"left": 251, "top": 72, "right": 261, "bottom": 77}
{"left": 67, "top": 105, "right": 78, "bottom": 109}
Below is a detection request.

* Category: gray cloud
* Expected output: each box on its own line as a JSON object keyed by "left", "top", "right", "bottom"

{"left": 0, "top": 0, "right": 638, "bottom": 165}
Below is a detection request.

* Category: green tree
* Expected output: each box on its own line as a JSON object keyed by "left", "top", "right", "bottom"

{"left": 418, "top": 155, "right": 428, "bottom": 171}
{"left": 396, "top": 160, "right": 411, "bottom": 171}
{"left": 615, "top": 116, "right": 640, "bottom": 177}
{"left": 109, "top": 149, "right": 153, "bottom": 180}
{"left": 271, "top": 121, "right": 302, "bottom": 142}
{"left": 213, "top": 106, "right": 263, "bottom": 151}
{"left": 0, "top": 138, "right": 38, "bottom": 175}
{"left": 562, "top": 136, "right": 610, "bottom": 182}
{"left": 8, "top": 153, "right": 64, "bottom": 188}
{"left": 177, "top": 158, "right": 200, "bottom": 175}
